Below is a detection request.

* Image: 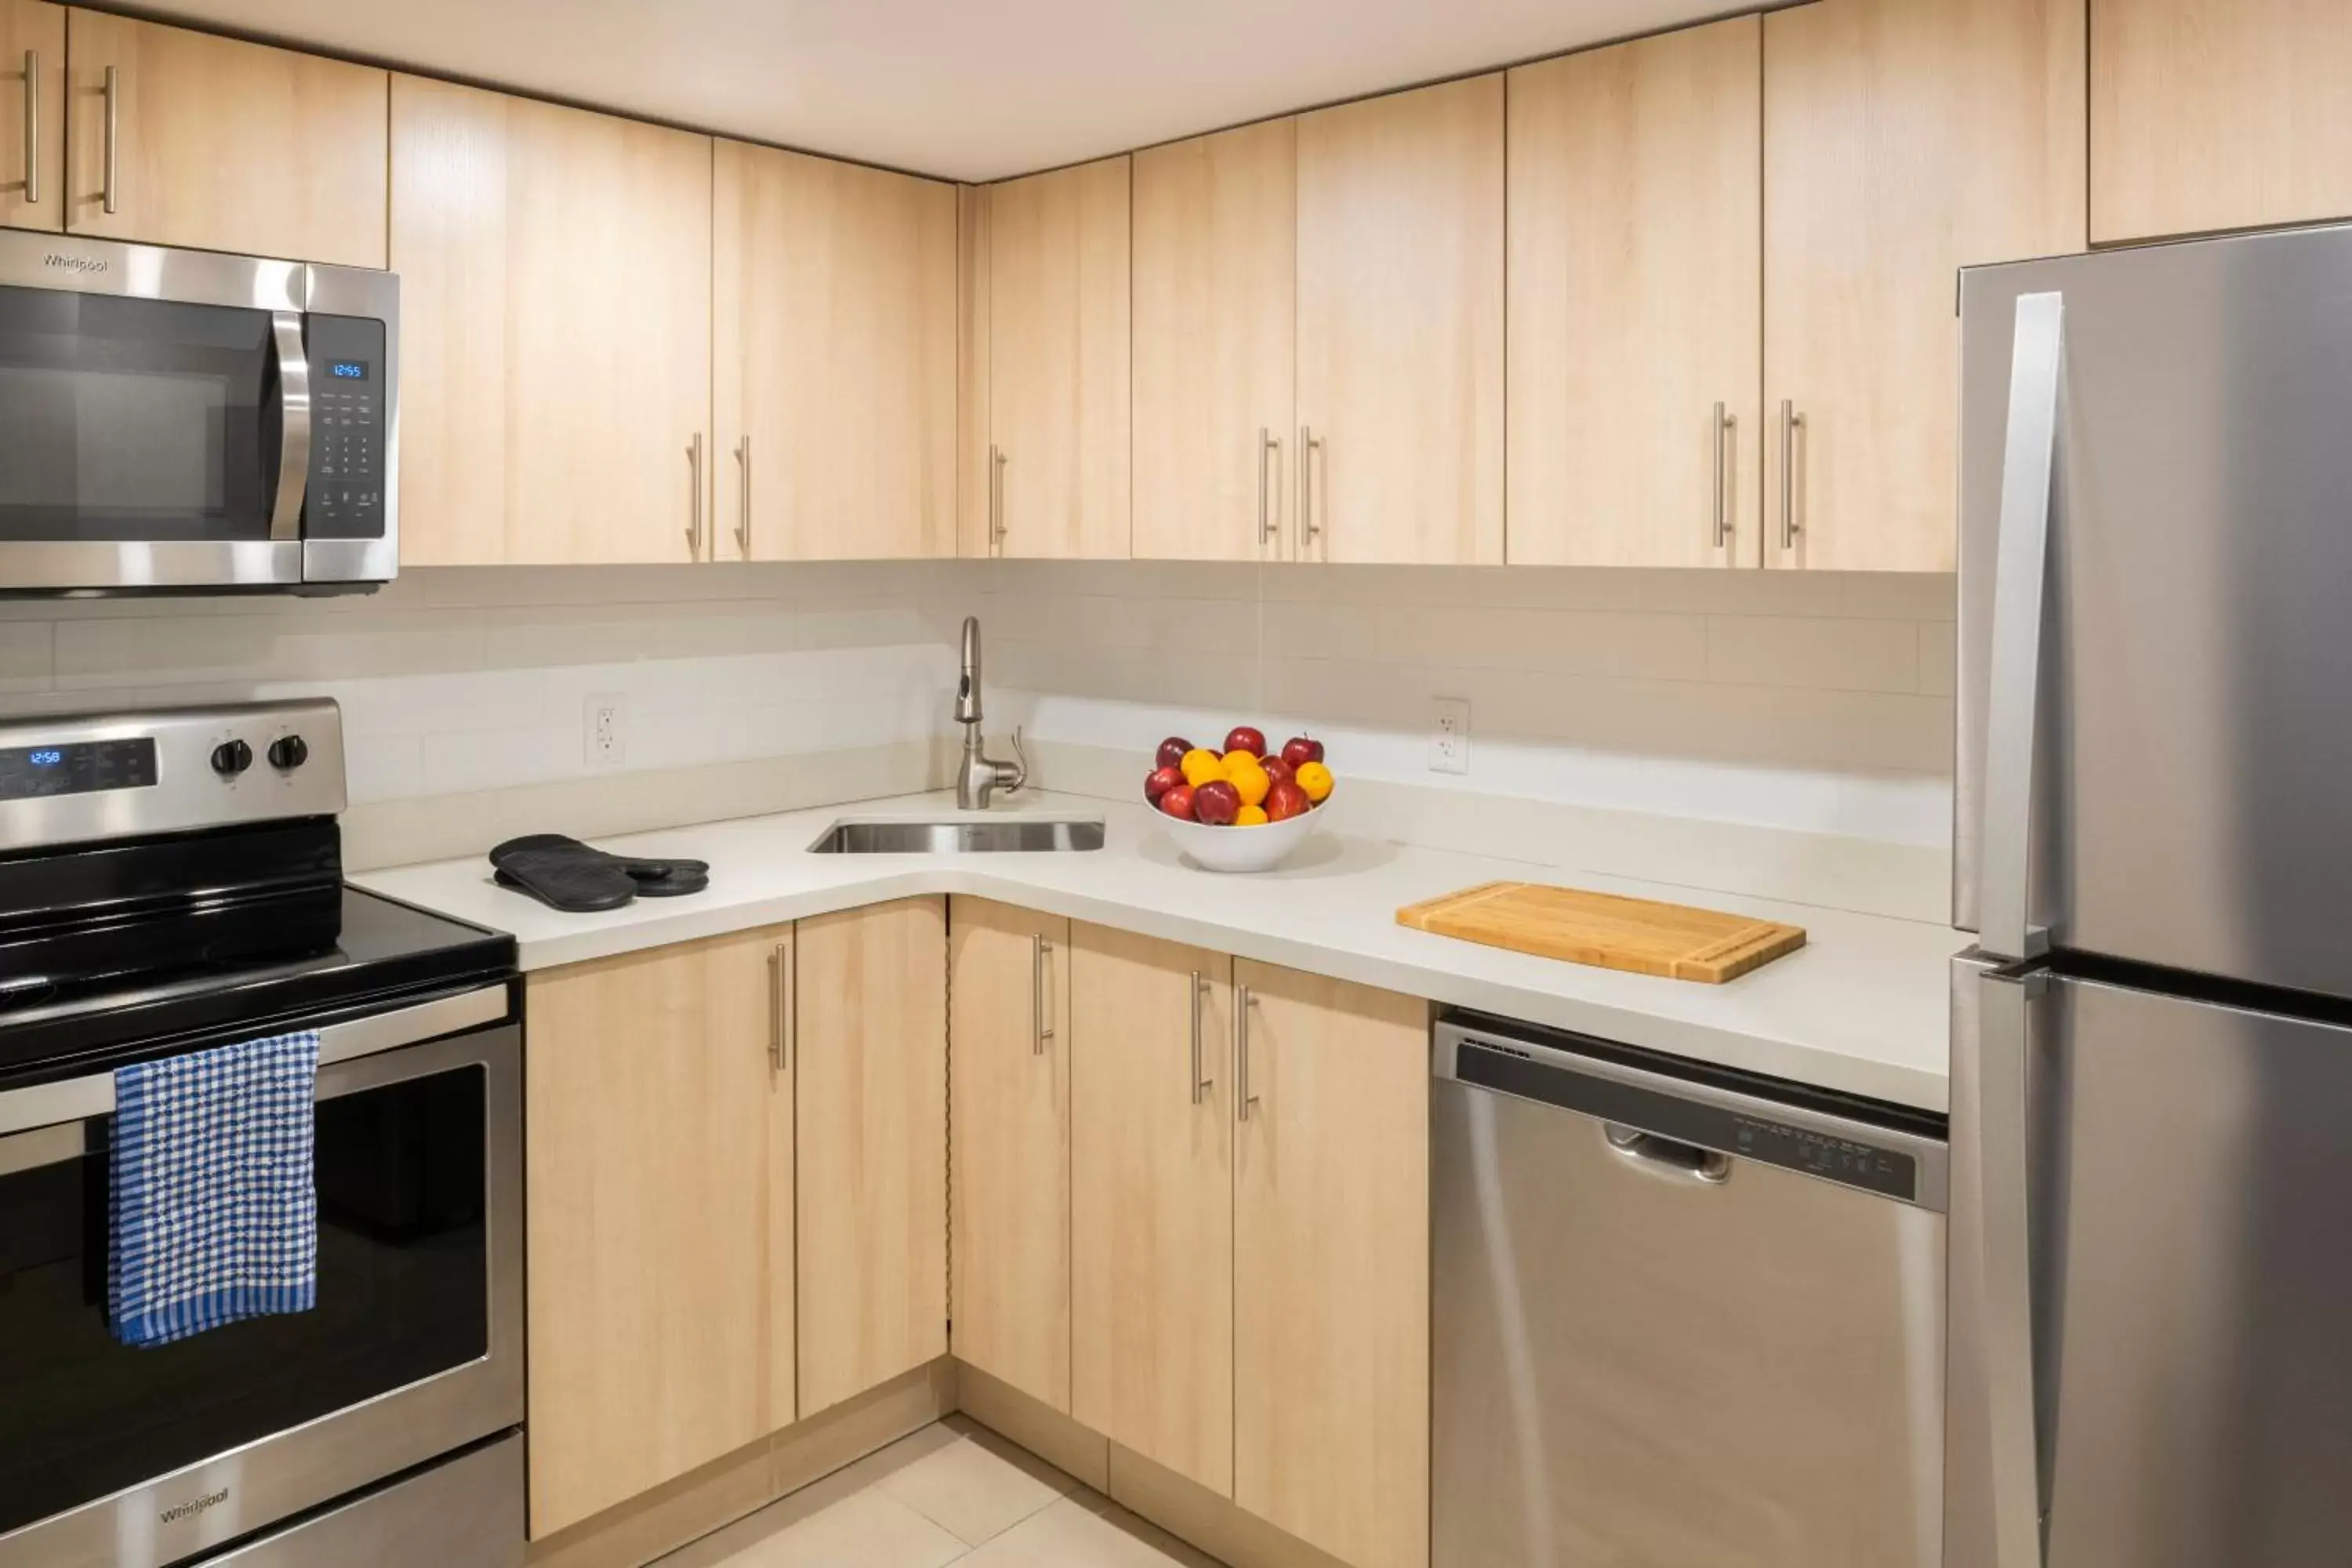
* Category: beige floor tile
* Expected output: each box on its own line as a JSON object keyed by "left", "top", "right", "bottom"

{"left": 705, "top": 1487, "right": 966, "bottom": 1568}
{"left": 958, "top": 1494, "right": 1222, "bottom": 1568}
{"left": 876, "top": 1433, "right": 1075, "bottom": 1546}
{"left": 656, "top": 1427, "right": 964, "bottom": 1568}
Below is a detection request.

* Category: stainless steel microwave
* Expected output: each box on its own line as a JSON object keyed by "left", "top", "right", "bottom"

{"left": 0, "top": 230, "right": 397, "bottom": 595}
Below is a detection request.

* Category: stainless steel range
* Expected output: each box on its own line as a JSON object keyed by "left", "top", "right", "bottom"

{"left": 0, "top": 700, "right": 522, "bottom": 1568}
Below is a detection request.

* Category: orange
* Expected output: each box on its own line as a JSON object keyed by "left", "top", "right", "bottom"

{"left": 1295, "top": 760, "right": 1334, "bottom": 802}
{"left": 1180, "top": 748, "right": 1225, "bottom": 788}
{"left": 1223, "top": 747, "right": 1259, "bottom": 768}
{"left": 1236, "top": 804, "right": 1269, "bottom": 827}
{"left": 1229, "top": 762, "right": 1271, "bottom": 808}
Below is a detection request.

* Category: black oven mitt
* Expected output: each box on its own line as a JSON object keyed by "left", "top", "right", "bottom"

{"left": 488, "top": 834, "right": 710, "bottom": 911}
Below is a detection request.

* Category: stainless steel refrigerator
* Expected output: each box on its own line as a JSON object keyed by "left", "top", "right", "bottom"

{"left": 1949, "top": 223, "right": 2352, "bottom": 1568}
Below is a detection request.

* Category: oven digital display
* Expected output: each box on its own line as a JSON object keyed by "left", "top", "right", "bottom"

{"left": 0, "top": 738, "right": 158, "bottom": 800}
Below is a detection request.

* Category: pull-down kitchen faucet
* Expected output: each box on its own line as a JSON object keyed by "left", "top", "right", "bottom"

{"left": 954, "top": 616, "right": 1028, "bottom": 811}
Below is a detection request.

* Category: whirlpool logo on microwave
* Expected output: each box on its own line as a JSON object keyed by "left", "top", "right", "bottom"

{"left": 158, "top": 1486, "right": 229, "bottom": 1526}
{"left": 44, "top": 252, "right": 108, "bottom": 274}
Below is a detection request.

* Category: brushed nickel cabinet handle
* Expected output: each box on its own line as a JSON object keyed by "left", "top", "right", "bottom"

{"left": 1235, "top": 985, "right": 1258, "bottom": 1122}
{"left": 1032, "top": 933, "right": 1054, "bottom": 1054}
{"left": 1298, "top": 427, "right": 1323, "bottom": 546}
{"left": 686, "top": 433, "right": 705, "bottom": 557}
{"left": 1258, "top": 428, "right": 1279, "bottom": 547}
{"left": 768, "top": 939, "right": 793, "bottom": 1073}
{"left": 1189, "top": 971, "right": 1216, "bottom": 1105}
{"left": 734, "top": 436, "right": 752, "bottom": 558}
{"left": 989, "top": 445, "right": 1007, "bottom": 550}
{"left": 1712, "top": 402, "right": 1734, "bottom": 549}
{"left": 101, "top": 64, "right": 118, "bottom": 216}
{"left": 21, "top": 51, "right": 36, "bottom": 205}
{"left": 1780, "top": 399, "right": 1805, "bottom": 550}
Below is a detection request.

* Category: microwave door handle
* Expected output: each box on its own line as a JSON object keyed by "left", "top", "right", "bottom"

{"left": 269, "top": 310, "right": 312, "bottom": 543}
{"left": 1980, "top": 290, "right": 2064, "bottom": 963}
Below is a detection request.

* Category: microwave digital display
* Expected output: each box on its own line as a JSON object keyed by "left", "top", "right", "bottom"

{"left": 328, "top": 361, "right": 368, "bottom": 381}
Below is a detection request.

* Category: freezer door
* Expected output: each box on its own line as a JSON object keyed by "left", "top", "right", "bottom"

{"left": 1957, "top": 223, "right": 2352, "bottom": 994}
{"left": 1951, "top": 964, "right": 2352, "bottom": 1568}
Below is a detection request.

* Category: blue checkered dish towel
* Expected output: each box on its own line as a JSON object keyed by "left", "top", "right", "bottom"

{"left": 109, "top": 1030, "right": 322, "bottom": 1348}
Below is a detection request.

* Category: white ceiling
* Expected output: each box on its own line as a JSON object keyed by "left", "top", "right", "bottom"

{"left": 132, "top": 0, "right": 1744, "bottom": 182}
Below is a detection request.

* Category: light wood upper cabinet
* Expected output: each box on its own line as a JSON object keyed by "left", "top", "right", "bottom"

{"left": 63, "top": 12, "right": 386, "bottom": 267}
{"left": 1763, "top": 0, "right": 2085, "bottom": 572}
{"left": 2091, "top": 0, "right": 2352, "bottom": 243}
{"left": 795, "top": 897, "right": 949, "bottom": 1417}
{"left": 1, "top": 2, "right": 64, "bottom": 232}
{"left": 523, "top": 928, "right": 788, "bottom": 1538}
{"left": 1070, "top": 924, "right": 1236, "bottom": 1497}
{"left": 1232, "top": 960, "right": 1429, "bottom": 1568}
{"left": 1296, "top": 74, "right": 1504, "bottom": 566}
{"left": 948, "top": 898, "right": 1072, "bottom": 1413}
{"left": 1131, "top": 119, "right": 1297, "bottom": 562}
{"left": 714, "top": 142, "right": 956, "bottom": 561}
{"left": 987, "top": 154, "right": 1131, "bottom": 558}
{"left": 391, "top": 76, "right": 712, "bottom": 567}
{"left": 1508, "top": 19, "right": 1762, "bottom": 568}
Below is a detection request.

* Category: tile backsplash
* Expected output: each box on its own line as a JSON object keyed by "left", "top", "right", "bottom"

{"left": 0, "top": 560, "right": 1956, "bottom": 916}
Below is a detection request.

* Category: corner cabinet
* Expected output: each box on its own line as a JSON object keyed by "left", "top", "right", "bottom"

{"left": 1, "top": 2, "right": 64, "bottom": 233}
{"left": 1296, "top": 74, "right": 1505, "bottom": 566}
{"left": 985, "top": 154, "right": 1132, "bottom": 558}
{"left": 390, "top": 75, "right": 713, "bottom": 566}
{"left": 60, "top": 10, "right": 387, "bottom": 267}
{"left": 713, "top": 142, "right": 958, "bottom": 561}
{"left": 522, "top": 927, "right": 791, "bottom": 1538}
{"left": 1762, "top": 0, "right": 2085, "bottom": 572}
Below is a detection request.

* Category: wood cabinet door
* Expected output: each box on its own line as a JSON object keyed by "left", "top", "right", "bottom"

{"left": 64, "top": 11, "right": 386, "bottom": 267}
{"left": 1069, "top": 924, "right": 1236, "bottom": 1497}
{"left": 1, "top": 2, "right": 64, "bottom": 232}
{"left": 987, "top": 154, "right": 1131, "bottom": 558}
{"left": 2092, "top": 0, "right": 2352, "bottom": 243}
{"left": 796, "top": 897, "right": 949, "bottom": 1417}
{"left": 1131, "top": 119, "right": 1297, "bottom": 562}
{"left": 523, "top": 928, "right": 789, "bottom": 1538}
{"left": 714, "top": 141, "right": 956, "bottom": 561}
{"left": 1232, "top": 960, "right": 1429, "bottom": 1568}
{"left": 1508, "top": 18, "right": 1762, "bottom": 568}
{"left": 1763, "top": 0, "right": 2085, "bottom": 572}
{"left": 1296, "top": 75, "right": 1504, "bottom": 566}
{"left": 948, "top": 898, "right": 1072, "bottom": 1411}
{"left": 390, "top": 76, "right": 712, "bottom": 566}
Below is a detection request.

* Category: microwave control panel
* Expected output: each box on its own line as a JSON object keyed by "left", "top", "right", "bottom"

{"left": 303, "top": 314, "right": 388, "bottom": 539}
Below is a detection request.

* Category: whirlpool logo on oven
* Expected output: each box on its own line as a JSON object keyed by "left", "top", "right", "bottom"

{"left": 158, "top": 1487, "right": 229, "bottom": 1526}
{"left": 44, "top": 252, "right": 108, "bottom": 274}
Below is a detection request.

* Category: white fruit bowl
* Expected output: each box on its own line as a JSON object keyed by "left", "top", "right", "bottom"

{"left": 1163, "top": 805, "right": 1325, "bottom": 873}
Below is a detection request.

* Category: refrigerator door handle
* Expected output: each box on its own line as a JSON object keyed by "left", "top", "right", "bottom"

{"left": 1977, "top": 966, "right": 2048, "bottom": 1568}
{"left": 1980, "top": 291, "right": 2065, "bottom": 963}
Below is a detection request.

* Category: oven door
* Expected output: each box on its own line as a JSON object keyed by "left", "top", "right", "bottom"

{"left": 0, "top": 985, "right": 523, "bottom": 1568}
{"left": 0, "top": 234, "right": 307, "bottom": 593}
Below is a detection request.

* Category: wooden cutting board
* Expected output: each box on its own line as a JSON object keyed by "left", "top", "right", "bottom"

{"left": 1396, "top": 881, "right": 1806, "bottom": 983}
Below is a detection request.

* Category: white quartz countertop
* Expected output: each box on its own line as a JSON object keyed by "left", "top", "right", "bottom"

{"left": 354, "top": 790, "right": 1963, "bottom": 1112}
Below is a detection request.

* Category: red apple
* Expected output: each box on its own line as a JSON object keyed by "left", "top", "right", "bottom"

{"left": 1192, "top": 779, "right": 1243, "bottom": 826}
{"left": 1259, "top": 756, "right": 1295, "bottom": 788}
{"left": 1264, "top": 780, "right": 1311, "bottom": 822}
{"left": 1160, "top": 784, "right": 1197, "bottom": 822}
{"left": 1280, "top": 735, "right": 1324, "bottom": 770}
{"left": 1156, "top": 736, "right": 1194, "bottom": 771}
{"left": 1224, "top": 725, "right": 1268, "bottom": 760}
{"left": 1145, "top": 765, "right": 1184, "bottom": 804}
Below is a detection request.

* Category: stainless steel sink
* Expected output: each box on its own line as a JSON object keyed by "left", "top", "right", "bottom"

{"left": 808, "top": 818, "right": 1105, "bottom": 855}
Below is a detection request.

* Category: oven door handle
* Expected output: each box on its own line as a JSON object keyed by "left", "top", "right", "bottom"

{"left": 0, "top": 983, "right": 509, "bottom": 1138}
{"left": 269, "top": 309, "right": 313, "bottom": 543}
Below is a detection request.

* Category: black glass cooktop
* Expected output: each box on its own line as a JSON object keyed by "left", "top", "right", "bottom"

{"left": 0, "top": 819, "right": 514, "bottom": 1087}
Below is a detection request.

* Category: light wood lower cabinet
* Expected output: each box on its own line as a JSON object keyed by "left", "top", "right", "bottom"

{"left": 795, "top": 897, "right": 949, "bottom": 1417}
{"left": 1232, "top": 959, "right": 1431, "bottom": 1568}
{"left": 523, "top": 927, "right": 791, "bottom": 1539}
{"left": 62, "top": 10, "right": 387, "bottom": 267}
{"left": 948, "top": 898, "right": 1072, "bottom": 1411}
{"left": 390, "top": 75, "right": 713, "bottom": 566}
{"left": 1, "top": 2, "right": 64, "bottom": 233}
{"left": 1069, "top": 924, "right": 1236, "bottom": 1496}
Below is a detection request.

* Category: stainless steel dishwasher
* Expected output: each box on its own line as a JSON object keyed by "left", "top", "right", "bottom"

{"left": 1432, "top": 1013, "right": 1949, "bottom": 1568}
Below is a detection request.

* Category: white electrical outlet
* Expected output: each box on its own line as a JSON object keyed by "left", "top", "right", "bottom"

{"left": 1431, "top": 697, "right": 1471, "bottom": 775}
{"left": 585, "top": 695, "right": 626, "bottom": 768}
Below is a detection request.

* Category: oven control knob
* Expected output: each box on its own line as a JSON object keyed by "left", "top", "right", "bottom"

{"left": 267, "top": 735, "right": 310, "bottom": 771}
{"left": 211, "top": 739, "right": 253, "bottom": 777}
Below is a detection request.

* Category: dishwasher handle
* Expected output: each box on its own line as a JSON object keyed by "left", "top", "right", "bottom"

{"left": 1606, "top": 1123, "right": 1732, "bottom": 1185}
